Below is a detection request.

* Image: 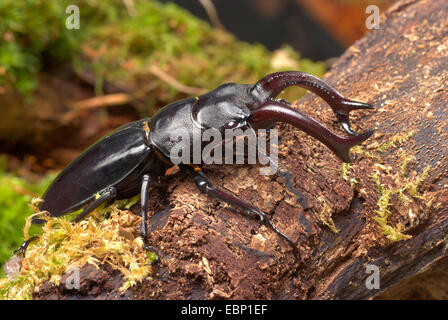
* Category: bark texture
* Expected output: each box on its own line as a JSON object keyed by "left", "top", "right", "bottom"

{"left": 35, "top": 0, "right": 448, "bottom": 300}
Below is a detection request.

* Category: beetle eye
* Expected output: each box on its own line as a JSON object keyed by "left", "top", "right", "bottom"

{"left": 224, "top": 120, "right": 238, "bottom": 129}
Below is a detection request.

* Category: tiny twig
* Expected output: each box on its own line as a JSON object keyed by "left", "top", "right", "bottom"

{"left": 76, "top": 70, "right": 152, "bottom": 112}
{"left": 123, "top": 0, "right": 136, "bottom": 17}
{"left": 148, "top": 65, "right": 208, "bottom": 96}
{"left": 71, "top": 93, "right": 132, "bottom": 110}
{"left": 198, "top": 0, "right": 225, "bottom": 30}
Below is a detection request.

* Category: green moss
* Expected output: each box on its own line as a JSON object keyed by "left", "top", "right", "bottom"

{"left": 1, "top": 201, "right": 154, "bottom": 300}
{"left": 0, "top": 0, "right": 79, "bottom": 96}
{"left": 344, "top": 131, "right": 430, "bottom": 242}
{"left": 369, "top": 161, "right": 429, "bottom": 242}
{"left": 400, "top": 167, "right": 430, "bottom": 199}
{"left": 377, "top": 132, "right": 414, "bottom": 153}
{"left": 0, "top": 158, "right": 56, "bottom": 277}
{"left": 399, "top": 150, "right": 414, "bottom": 176}
{"left": 1, "top": 0, "right": 326, "bottom": 104}
{"left": 341, "top": 162, "right": 358, "bottom": 187}
{"left": 351, "top": 145, "right": 381, "bottom": 161}
{"left": 319, "top": 197, "right": 339, "bottom": 234}
{"left": 370, "top": 172, "right": 412, "bottom": 241}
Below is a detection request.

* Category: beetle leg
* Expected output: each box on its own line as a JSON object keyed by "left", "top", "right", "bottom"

{"left": 250, "top": 71, "right": 374, "bottom": 135}
{"left": 180, "top": 165, "right": 299, "bottom": 257}
{"left": 248, "top": 100, "right": 374, "bottom": 163}
{"left": 72, "top": 187, "right": 117, "bottom": 222}
{"left": 140, "top": 174, "right": 152, "bottom": 245}
{"left": 14, "top": 236, "right": 39, "bottom": 257}
{"left": 139, "top": 174, "right": 159, "bottom": 263}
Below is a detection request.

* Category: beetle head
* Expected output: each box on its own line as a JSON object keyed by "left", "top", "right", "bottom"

{"left": 192, "top": 83, "right": 260, "bottom": 132}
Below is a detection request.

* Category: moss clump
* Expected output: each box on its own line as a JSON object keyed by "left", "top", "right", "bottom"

{"left": 342, "top": 131, "right": 431, "bottom": 242}
{"left": 342, "top": 162, "right": 358, "bottom": 187}
{"left": 318, "top": 197, "right": 339, "bottom": 234}
{"left": 0, "top": 0, "right": 79, "bottom": 96}
{"left": 0, "top": 0, "right": 325, "bottom": 104}
{"left": 377, "top": 132, "right": 414, "bottom": 153}
{"left": 0, "top": 198, "right": 154, "bottom": 300}
{"left": 0, "top": 157, "right": 55, "bottom": 276}
{"left": 370, "top": 172, "right": 412, "bottom": 241}
{"left": 369, "top": 162, "right": 430, "bottom": 242}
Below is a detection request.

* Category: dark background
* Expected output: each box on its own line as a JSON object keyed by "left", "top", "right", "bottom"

{"left": 159, "top": 0, "right": 344, "bottom": 61}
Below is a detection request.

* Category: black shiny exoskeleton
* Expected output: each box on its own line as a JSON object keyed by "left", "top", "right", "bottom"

{"left": 16, "top": 71, "right": 374, "bottom": 258}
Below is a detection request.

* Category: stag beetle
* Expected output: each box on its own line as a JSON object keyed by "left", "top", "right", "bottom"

{"left": 15, "top": 71, "right": 374, "bottom": 258}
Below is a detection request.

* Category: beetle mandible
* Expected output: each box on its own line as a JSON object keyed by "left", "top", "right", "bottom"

{"left": 15, "top": 71, "right": 374, "bottom": 258}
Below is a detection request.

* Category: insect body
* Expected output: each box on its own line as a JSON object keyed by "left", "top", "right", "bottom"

{"left": 16, "top": 71, "right": 374, "bottom": 257}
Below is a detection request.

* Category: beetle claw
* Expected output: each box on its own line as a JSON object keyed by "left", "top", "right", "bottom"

{"left": 142, "top": 242, "right": 159, "bottom": 265}
{"left": 334, "top": 100, "right": 374, "bottom": 135}
{"left": 259, "top": 211, "right": 298, "bottom": 251}
{"left": 249, "top": 101, "right": 374, "bottom": 163}
{"left": 13, "top": 236, "right": 38, "bottom": 258}
{"left": 335, "top": 113, "right": 356, "bottom": 136}
{"left": 249, "top": 71, "right": 375, "bottom": 135}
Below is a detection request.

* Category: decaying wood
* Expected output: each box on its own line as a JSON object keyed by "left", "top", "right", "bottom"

{"left": 35, "top": 0, "right": 448, "bottom": 299}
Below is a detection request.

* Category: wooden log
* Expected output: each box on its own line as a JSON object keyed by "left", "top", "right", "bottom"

{"left": 34, "top": 0, "right": 448, "bottom": 299}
